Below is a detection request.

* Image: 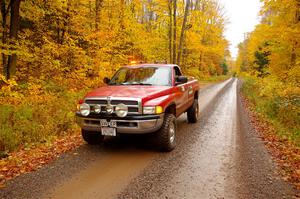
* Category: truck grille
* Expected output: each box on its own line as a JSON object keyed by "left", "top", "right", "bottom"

{"left": 85, "top": 98, "right": 141, "bottom": 115}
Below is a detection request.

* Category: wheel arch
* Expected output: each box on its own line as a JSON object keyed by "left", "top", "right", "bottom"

{"left": 164, "top": 102, "right": 176, "bottom": 116}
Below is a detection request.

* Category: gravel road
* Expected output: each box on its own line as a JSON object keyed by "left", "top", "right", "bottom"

{"left": 0, "top": 78, "right": 298, "bottom": 199}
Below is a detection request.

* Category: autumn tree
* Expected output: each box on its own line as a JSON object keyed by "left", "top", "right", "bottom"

{"left": 1, "top": 0, "right": 21, "bottom": 79}
{"left": 0, "top": 0, "right": 229, "bottom": 80}
{"left": 236, "top": 0, "right": 300, "bottom": 134}
{"left": 237, "top": 0, "right": 300, "bottom": 84}
{"left": 177, "top": 0, "right": 190, "bottom": 65}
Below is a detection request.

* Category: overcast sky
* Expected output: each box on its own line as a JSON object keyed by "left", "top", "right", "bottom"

{"left": 219, "top": 0, "right": 262, "bottom": 58}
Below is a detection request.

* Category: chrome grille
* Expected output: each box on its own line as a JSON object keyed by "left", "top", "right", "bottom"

{"left": 85, "top": 97, "right": 141, "bottom": 115}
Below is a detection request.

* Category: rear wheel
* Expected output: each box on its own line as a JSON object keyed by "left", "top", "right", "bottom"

{"left": 187, "top": 99, "right": 199, "bottom": 123}
{"left": 156, "top": 113, "right": 177, "bottom": 152}
{"left": 81, "top": 129, "right": 104, "bottom": 145}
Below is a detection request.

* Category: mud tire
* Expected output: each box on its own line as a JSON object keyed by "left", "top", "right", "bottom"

{"left": 187, "top": 99, "right": 199, "bottom": 123}
{"left": 156, "top": 114, "right": 177, "bottom": 152}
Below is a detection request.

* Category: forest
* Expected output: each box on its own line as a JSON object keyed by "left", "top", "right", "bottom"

{"left": 237, "top": 0, "right": 300, "bottom": 145}
{"left": 0, "top": 0, "right": 229, "bottom": 153}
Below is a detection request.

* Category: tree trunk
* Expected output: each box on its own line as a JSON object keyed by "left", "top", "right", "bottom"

{"left": 95, "top": 0, "right": 103, "bottom": 31}
{"left": 7, "top": 0, "right": 21, "bottom": 79}
{"left": 61, "top": 0, "right": 71, "bottom": 44}
{"left": 177, "top": 0, "right": 190, "bottom": 65}
{"left": 168, "top": 0, "right": 172, "bottom": 63}
{"left": 147, "top": 0, "right": 154, "bottom": 32}
{"left": 182, "top": 42, "right": 187, "bottom": 65}
{"left": 291, "top": 1, "right": 300, "bottom": 67}
{"left": 172, "top": 0, "right": 177, "bottom": 64}
{"left": 119, "top": 0, "right": 125, "bottom": 30}
{"left": 1, "top": 0, "right": 8, "bottom": 78}
{"left": 199, "top": 51, "right": 203, "bottom": 71}
{"left": 89, "top": 0, "right": 93, "bottom": 29}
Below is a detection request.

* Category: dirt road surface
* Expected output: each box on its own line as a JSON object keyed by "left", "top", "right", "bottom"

{"left": 0, "top": 78, "right": 298, "bottom": 199}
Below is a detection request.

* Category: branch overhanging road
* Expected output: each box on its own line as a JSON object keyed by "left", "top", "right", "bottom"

{"left": 0, "top": 78, "right": 298, "bottom": 199}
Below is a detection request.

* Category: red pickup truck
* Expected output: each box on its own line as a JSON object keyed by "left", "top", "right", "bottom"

{"left": 76, "top": 64, "right": 199, "bottom": 151}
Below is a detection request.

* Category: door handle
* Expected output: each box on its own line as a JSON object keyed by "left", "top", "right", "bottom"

{"left": 180, "top": 86, "right": 185, "bottom": 92}
{"left": 188, "top": 86, "right": 193, "bottom": 95}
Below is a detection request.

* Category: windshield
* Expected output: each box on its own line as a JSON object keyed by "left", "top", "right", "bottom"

{"left": 109, "top": 67, "right": 172, "bottom": 86}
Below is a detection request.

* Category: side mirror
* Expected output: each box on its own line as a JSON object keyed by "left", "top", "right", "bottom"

{"left": 175, "top": 76, "right": 188, "bottom": 85}
{"left": 103, "top": 77, "right": 110, "bottom": 84}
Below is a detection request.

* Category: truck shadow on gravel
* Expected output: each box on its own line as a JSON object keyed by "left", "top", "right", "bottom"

{"left": 99, "top": 134, "right": 160, "bottom": 152}
{"left": 82, "top": 112, "right": 194, "bottom": 154}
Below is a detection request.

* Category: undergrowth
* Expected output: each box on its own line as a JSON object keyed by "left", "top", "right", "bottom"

{"left": 0, "top": 75, "right": 101, "bottom": 155}
{"left": 241, "top": 74, "right": 300, "bottom": 146}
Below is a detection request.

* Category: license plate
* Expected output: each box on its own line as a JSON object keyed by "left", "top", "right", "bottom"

{"left": 100, "top": 119, "right": 109, "bottom": 127}
{"left": 101, "top": 127, "right": 116, "bottom": 136}
{"left": 100, "top": 119, "right": 117, "bottom": 128}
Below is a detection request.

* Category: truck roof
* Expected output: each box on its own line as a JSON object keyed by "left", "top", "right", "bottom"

{"left": 122, "top": 63, "right": 178, "bottom": 68}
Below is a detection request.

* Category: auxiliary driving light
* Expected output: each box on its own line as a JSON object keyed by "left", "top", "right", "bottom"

{"left": 80, "top": 103, "right": 90, "bottom": 116}
{"left": 115, "top": 103, "right": 128, "bottom": 117}
{"left": 94, "top": 104, "right": 101, "bottom": 113}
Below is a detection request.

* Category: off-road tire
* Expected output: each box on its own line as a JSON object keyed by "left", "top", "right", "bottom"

{"left": 187, "top": 99, "right": 199, "bottom": 123}
{"left": 81, "top": 129, "right": 104, "bottom": 145}
{"left": 156, "top": 113, "right": 177, "bottom": 152}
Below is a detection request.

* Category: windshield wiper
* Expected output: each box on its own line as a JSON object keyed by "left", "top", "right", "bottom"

{"left": 121, "top": 82, "right": 152, "bottom": 86}
{"left": 133, "top": 83, "right": 152, "bottom": 85}
{"left": 108, "top": 82, "right": 123, "bottom": 85}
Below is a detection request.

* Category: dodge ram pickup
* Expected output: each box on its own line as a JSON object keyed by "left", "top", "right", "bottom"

{"left": 76, "top": 64, "right": 199, "bottom": 151}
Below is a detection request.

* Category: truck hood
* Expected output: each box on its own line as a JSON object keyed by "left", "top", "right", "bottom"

{"left": 84, "top": 85, "right": 172, "bottom": 100}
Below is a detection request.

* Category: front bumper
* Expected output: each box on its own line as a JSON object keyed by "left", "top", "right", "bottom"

{"left": 76, "top": 113, "right": 164, "bottom": 134}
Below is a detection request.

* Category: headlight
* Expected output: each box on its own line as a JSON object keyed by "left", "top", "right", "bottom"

{"left": 143, "top": 106, "right": 163, "bottom": 114}
{"left": 143, "top": 107, "right": 155, "bottom": 114}
{"left": 80, "top": 103, "right": 90, "bottom": 116}
{"left": 94, "top": 104, "right": 101, "bottom": 113}
{"left": 115, "top": 103, "right": 128, "bottom": 117}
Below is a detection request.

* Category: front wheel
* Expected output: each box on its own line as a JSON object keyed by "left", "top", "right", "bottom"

{"left": 156, "top": 114, "right": 177, "bottom": 152}
{"left": 187, "top": 99, "right": 199, "bottom": 123}
{"left": 81, "top": 129, "right": 104, "bottom": 145}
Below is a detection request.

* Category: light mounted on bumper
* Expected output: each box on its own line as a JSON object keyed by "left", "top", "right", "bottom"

{"left": 94, "top": 104, "right": 101, "bottom": 113}
{"left": 79, "top": 103, "right": 90, "bottom": 116}
{"left": 143, "top": 106, "right": 163, "bottom": 115}
{"left": 115, "top": 103, "right": 128, "bottom": 117}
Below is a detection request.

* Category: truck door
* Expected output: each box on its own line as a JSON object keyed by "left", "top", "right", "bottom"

{"left": 174, "top": 66, "right": 189, "bottom": 116}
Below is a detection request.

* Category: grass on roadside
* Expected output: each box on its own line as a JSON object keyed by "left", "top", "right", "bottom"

{"left": 198, "top": 75, "right": 231, "bottom": 83}
{"left": 241, "top": 75, "right": 300, "bottom": 146}
{"left": 240, "top": 75, "right": 300, "bottom": 189}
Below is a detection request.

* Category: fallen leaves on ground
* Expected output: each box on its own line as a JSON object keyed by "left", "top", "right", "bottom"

{"left": 241, "top": 94, "right": 300, "bottom": 191}
{"left": 0, "top": 131, "right": 83, "bottom": 188}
